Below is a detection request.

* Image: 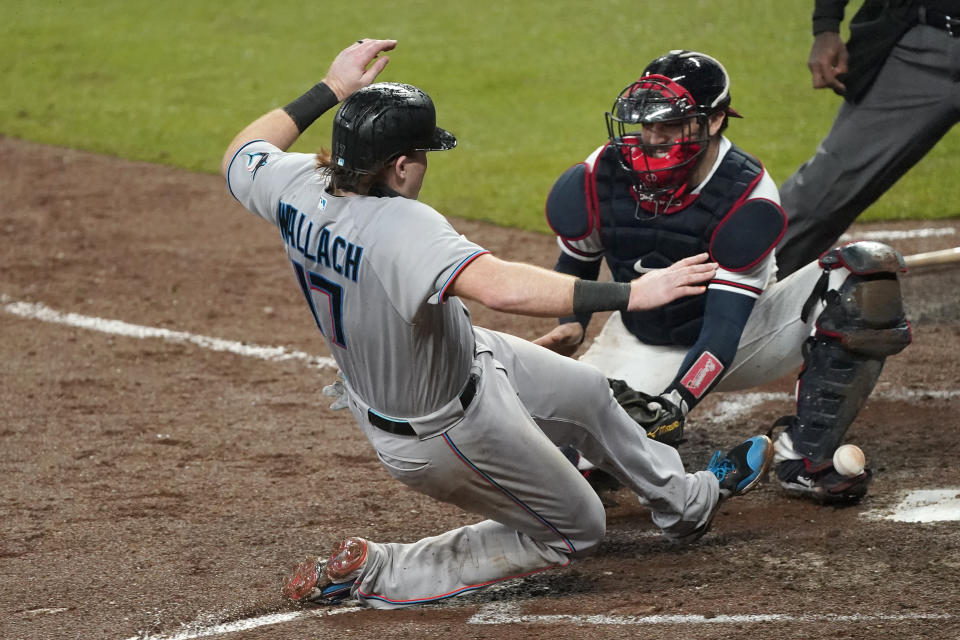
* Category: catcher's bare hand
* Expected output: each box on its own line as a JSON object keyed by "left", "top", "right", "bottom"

{"left": 808, "top": 31, "right": 847, "bottom": 93}
{"left": 533, "top": 323, "right": 584, "bottom": 357}
{"left": 324, "top": 38, "right": 398, "bottom": 101}
{"left": 627, "top": 253, "right": 716, "bottom": 311}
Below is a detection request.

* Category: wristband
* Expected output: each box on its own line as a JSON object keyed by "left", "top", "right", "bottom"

{"left": 572, "top": 280, "right": 631, "bottom": 315}
{"left": 282, "top": 82, "right": 339, "bottom": 133}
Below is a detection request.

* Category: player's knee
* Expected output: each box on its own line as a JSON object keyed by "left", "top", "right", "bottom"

{"left": 567, "top": 495, "right": 607, "bottom": 558}
{"left": 816, "top": 241, "right": 912, "bottom": 358}
{"left": 574, "top": 362, "right": 616, "bottom": 401}
{"left": 544, "top": 360, "right": 615, "bottom": 420}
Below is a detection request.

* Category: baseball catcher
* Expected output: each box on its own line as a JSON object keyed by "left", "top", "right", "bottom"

{"left": 536, "top": 50, "right": 911, "bottom": 505}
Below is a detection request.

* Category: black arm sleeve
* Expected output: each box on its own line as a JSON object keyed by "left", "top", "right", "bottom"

{"left": 555, "top": 251, "right": 602, "bottom": 328}
{"left": 663, "top": 288, "right": 757, "bottom": 412}
{"left": 282, "top": 82, "right": 339, "bottom": 133}
{"left": 813, "top": 0, "right": 848, "bottom": 34}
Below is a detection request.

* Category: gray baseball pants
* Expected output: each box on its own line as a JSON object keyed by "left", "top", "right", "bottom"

{"left": 343, "top": 327, "right": 719, "bottom": 608}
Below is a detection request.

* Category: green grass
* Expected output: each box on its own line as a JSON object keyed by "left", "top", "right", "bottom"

{"left": 3, "top": 0, "right": 957, "bottom": 232}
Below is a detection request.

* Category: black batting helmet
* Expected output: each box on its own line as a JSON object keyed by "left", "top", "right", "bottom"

{"left": 331, "top": 82, "right": 457, "bottom": 174}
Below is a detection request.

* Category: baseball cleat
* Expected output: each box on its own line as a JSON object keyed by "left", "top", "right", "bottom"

{"left": 707, "top": 435, "right": 774, "bottom": 500}
{"left": 775, "top": 458, "right": 872, "bottom": 505}
{"left": 668, "top": 435, "right": 773, "bottom": 546}
{"left": 281, "top": 537, "right": 368, "bottom": 604}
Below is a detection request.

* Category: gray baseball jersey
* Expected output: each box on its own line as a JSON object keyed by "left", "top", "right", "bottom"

{"left": 227, "top": 140, "right": 720, "bottom": 609}
{"left": 228, "top": 140, "right": 485, "bottom": 418}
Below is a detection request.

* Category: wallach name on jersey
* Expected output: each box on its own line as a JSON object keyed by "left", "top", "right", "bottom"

{"left": 277, "top": 201, "right": 364, "bottom": 282}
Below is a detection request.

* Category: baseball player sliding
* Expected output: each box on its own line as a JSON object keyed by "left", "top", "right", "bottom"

{"left": 221, "top": 40, "right": 774, "bottom": 609}
{"left": 535, "top": 50, "right": 912, "bottom": 505}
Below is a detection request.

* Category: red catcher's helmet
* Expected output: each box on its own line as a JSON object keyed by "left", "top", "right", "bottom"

{"left": 605, "top": 50, "right": 740, "bottom": 215}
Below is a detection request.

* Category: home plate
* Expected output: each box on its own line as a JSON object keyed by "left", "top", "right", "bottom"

{"left": 863, "top": 489, "right": 960, "bottom": 523}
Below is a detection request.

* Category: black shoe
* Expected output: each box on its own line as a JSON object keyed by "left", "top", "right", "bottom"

{"left": 776, "top": 458, "right": 872, "bottom": 505}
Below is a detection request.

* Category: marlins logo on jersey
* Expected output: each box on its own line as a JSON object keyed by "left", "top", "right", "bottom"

{"left": 245, "top": 152, "right": 269, "bottom": 178}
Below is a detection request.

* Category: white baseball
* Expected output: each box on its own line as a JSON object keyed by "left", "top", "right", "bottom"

{"left": 833, "top": 444, "right": 866, "bottom": 477}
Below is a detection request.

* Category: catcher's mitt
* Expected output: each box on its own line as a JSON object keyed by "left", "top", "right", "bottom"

{"left": 608, "top": 379, "right": 685, "bottom": 448}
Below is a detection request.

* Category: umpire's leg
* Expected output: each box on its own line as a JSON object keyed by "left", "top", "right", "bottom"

{"left": 777, "top": 24, "right": 960, "bottom": 278}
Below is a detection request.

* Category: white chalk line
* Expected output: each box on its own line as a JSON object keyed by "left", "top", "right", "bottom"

{"left": 126, "top": 595, "right": 952, "bottom": 639}
{"left": 3, "top": 296, "right": 959, "bottom": 415}
{"left": 122, "top": 606, "right": 361, "bottom": 640}
{"left": 22, "top": 607, "right": 71, "bottom": 616}
{"left": 0, "top": 295, "right": 338, "bottom": 371}
{"left": 2, "top": 226, "right": 953, "bottom": 373}
{"left": 701, "top": 387, "right": 960, "bottom": 425}
{"left": 839, "top": 226, "right": 955, "bottom": 241}
{"left": 467, "top": 601, "right": 952, "bottom": 626}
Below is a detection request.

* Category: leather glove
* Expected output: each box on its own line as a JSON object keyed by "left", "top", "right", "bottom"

{"left": 608, "top": 379, "right": 685, "bottom": 448}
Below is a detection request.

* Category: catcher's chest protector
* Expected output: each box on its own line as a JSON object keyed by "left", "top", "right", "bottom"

{"left": 593, "top": 144, "right": 763, "bottom": 346}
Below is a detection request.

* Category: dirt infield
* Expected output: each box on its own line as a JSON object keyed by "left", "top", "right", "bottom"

{"left": 3, "top": 136, "right": 960, "bottom": 640}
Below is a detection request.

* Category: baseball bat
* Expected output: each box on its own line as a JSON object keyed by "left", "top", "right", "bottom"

{"left": 903, "top": 246, "right": 960, "bottom": 269}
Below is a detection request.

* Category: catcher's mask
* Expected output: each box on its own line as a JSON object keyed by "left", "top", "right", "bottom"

{"left": 605, "top": 50, "right": 741, "bottom": 215}
{"left": 332, "top": 82, "right": 457, "bottom": 174}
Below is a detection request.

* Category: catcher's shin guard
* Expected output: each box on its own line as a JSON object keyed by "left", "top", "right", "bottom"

{"left": 785, "top": 242, "right": 912, "bottom": 462}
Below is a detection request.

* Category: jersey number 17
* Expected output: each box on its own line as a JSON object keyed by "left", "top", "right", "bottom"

{"left": 292, "top": 262, "right": 347, "bottom": 348}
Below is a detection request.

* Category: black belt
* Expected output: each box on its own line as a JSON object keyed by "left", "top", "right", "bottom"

{"left": 919, "top": 6, "right": 960, "bottom": 37}
{"left": 367, "top": 374, "right": 479, "bottom": 436}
